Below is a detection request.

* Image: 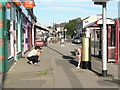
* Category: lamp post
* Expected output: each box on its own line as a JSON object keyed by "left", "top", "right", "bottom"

{"left": 92, "top": 0, "right": 110, "bottom": 77}
{"left": 64, "top": 29, "right": 67, "bottom": 40}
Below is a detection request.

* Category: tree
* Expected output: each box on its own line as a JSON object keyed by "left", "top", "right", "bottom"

{"left": 47, "top": 26, "right": 53, "bottom": 29}
{"left": 64, "top": 19, "right": 78, "bottom": 38}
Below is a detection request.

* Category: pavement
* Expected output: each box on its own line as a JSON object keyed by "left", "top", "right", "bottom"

{"left": 2, "top": 42, "right": 119, "bottom": 89}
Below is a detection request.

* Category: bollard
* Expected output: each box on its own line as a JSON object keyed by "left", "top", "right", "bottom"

{"left": 81, "top": 37, "right": 91, "bottom": 70}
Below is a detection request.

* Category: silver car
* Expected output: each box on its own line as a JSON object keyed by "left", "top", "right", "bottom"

{"left": 72, "top": 37, "right": 81, "bottom": 44}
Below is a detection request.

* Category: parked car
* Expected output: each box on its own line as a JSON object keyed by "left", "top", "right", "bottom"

{"left": 72, "top": 37, "right": 82, "bottom": 44}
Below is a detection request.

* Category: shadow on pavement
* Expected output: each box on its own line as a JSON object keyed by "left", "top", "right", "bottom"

{"left": 47, "top": 46, "right": 64, "bottom": 56}
{"left": 68, "top": 60, "right": 78, "bottom": 67}
{"left": 47, "top": 46, "right": 75, "bottom": 60}
{"left": 103, "top": 79, "right": 119, "bottom": 85}
{"left": 90, "top": 69, "right": 102, "bottom": 76}
{"left": 62, "top": 56, "right": 75, "bottom": 60}
{"left": 90, "top": 69, "right": 115, "bottom": 80}
{"left": 62, "top": 55, "right": 77, "bottom": 67}
{"left": 70, "top": 51, "right": 76, "bottom": 56}
{"left": 47, "top": 46, "right": 78, "bottom": 67}
{"left": 97, "top": 79, "right": 119, "bottom": 86}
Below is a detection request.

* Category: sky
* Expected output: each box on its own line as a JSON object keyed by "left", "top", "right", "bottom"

{"left": 33, "top": 0, "right": 119, "bottom": 27}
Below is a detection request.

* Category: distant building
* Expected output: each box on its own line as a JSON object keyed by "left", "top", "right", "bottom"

{"left": 54, "top": 22, "right": 67, "bottom": 38}
{"left": 75, "top": 17, "right": 82, "bottom": 35}
{"left": 55, "top": 22, "right": 67, "bottom": 31}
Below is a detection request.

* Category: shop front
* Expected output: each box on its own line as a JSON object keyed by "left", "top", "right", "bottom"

{"left": 22, "top": 13, "right": 28, "bottom": 55}
{"left": 0, "top": 2, "right": 23, "bottom": 72}
{"left": 28, "top": 21, "right": 33, "bottom": 48}
{"left": 6, "top": 2, "right": 22, "bottom": 71}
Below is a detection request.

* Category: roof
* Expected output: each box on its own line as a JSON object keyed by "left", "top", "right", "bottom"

{"left": 82, "top": 16, "right": 90, "bottom": 21}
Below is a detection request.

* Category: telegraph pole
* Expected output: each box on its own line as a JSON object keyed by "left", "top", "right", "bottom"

{"left": 102, "top": 2, "right": 107, "bottom": 77}
{"left": 92, "top": 0, "right": 110, "bottom": 77}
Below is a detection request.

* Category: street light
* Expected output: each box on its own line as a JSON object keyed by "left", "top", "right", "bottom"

{"left": 92, "top": 0, "right": 110, "bottom": 77}
{"left": 64, "top": 29, "right": 67, "bottom": 40}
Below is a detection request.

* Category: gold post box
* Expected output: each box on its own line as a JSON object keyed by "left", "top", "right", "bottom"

{"left": 81, "top": 38, "right": 91, "bottom": 69}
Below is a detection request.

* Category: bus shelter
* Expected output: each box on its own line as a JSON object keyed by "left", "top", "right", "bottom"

{"left": 83, "top": 18, "right": 119, "bottom": 63}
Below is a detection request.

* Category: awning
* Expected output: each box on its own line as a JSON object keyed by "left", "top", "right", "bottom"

{"left": 34, "top": 25, "right": 49, "bottom": 32}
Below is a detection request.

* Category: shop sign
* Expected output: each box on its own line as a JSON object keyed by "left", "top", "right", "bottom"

{"left": 6, "top": 3, "right": 10, "bottom": 9}
{"left": 36, "top": 40, "right": 44, "bottom": 47}
{"left": 23, "top": 1, "right": 35, "bottom": 9}
{"left": 6, "top": 0, "right": 21, "bottom": 9}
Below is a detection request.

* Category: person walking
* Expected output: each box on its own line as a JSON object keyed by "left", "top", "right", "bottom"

{"left": 27, "top": 46, "right": 43, "bottom": 66}
{"left": 60, "top": 38, "right": 65, "bottom": 46}
{"left": 76, "top": 47, "right": 82, "bottom": 68}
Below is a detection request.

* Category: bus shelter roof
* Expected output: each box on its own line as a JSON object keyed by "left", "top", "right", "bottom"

{"left": 84, "top": 18, "right": 115, "bottom": 29}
